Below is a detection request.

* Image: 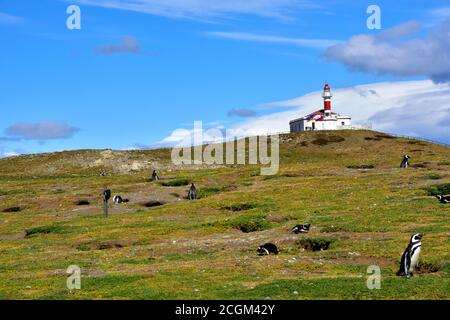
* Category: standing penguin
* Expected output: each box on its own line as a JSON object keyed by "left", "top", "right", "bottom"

{"left": 400, "top": 154, "right": 410, "bottom": 168}
{"left": 397, "top": 233, "right": 423, "bottom": 278}
{"left": 188, "top": 183, "right": 197, "bottom": 200}
{"left": 151, "top": 170, "right": 159, "bottom": 181}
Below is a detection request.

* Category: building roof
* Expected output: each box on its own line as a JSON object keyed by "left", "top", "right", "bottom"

{"left": 290, "top": 109, "right": 334, "bottom": 123}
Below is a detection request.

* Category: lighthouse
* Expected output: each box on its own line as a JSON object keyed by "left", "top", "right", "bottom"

{"left": 322, "top": 83, "right": 332, "bottom": 117}
{"left": 289, "top": 83, "right": 352, "bottom": 132}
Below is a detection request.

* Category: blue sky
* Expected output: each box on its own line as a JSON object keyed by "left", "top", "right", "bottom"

{"left": 1, "top": 0, "right": 450, "bottom": 156}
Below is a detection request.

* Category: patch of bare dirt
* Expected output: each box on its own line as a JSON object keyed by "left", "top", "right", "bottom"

{"left": 76, "top": 240, "right": 134, "bottom": 251}
{"left": 0, "top": 231, "right": 27, "bottom": 240}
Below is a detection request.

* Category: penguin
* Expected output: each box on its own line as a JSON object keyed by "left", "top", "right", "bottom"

{"left": 400, "top": 154, "right": 410, "bottom": 168}
{"left": 291, "top": 223, "right": 311, "bottom": 234}
{"left": 113, "top": 195, "right": 129, "bottom": 204}
{"left": 151, "top": 170, "right": 159, "bottom": 181}
{"left": 188, "top": 183, "right": 197, "bottom": 200}
{"left": 435, "top": 195, "right": 450, "bottom": 204}
{"left": 257, "top": 243, "right": 279, "bottom": 256}
{"left": 396, "top": 233, "right": 423, "bottom": 278}
{"left": 103, "top": 187, "right": 111, "bottom": 202}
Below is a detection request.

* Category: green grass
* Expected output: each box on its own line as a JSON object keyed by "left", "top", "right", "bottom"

{"left": 223, "top": 203, "right": 258, "bottom": 212}
{"left": 0, "top": 130, "right": 448, "bottom": 300}
{"left": 160, "top": 178, "right": 190, "bottom": 187}
{"left": 227, "top": 214, "right": 272, "bottom": 233}
{"left": 420, "top": 173, "right": 443, "bottom": 180}
{"left": 197, "top": 186, "right": 231, "bottom": 199}
{"left": 25, "top": 224, "right": 74, "bottom": 237}
{"left": 423, "top": 183, "right": 450, "bottom": 195}
{"left": 297, "top": 237, "right": 335, "bottom": 251}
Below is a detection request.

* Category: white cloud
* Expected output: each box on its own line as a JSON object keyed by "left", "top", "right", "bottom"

{"left": 158, "top": 80, "right": 450, "bottom": 146}
{"left": 72, "top": 0, "right": 316, "bottom": 21}
{"left": 5, "top": 121, "right": 79, "bottom": 140}
{"left": 0, "top": 148, "right": 23, "bottom": 158}
{"left": 325, "top": 20, "right": 450, "bottom": 83}
{"left": 205, "top": 32, "right": 341, "bottom": 48}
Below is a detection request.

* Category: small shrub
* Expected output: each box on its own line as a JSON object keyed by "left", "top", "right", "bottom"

{"left": 223, "top": 203, "right": 257, "bottom": 212}
{"left": 375, "top": 134, "right": 395, "bottom": 139}
{"left": 407, "top": 140, "right": 426, "bottom": 145}
{"left": 160, "top": 178, "right": 190, "bottom": 187}
{"left": 297, "top": 238, "right": 335, "bottom": 251}
{"left": 437, "top": 161, "right": 450, "bottom": 166}
{"left": 197, "top": 186, "right": 230, "bottom": 199}
{"left": 416, "top": 261, "right": 443, "bottom": 274}
{"left": 364, "top": 137, "right": 381, "bottom": 141}
{"left": 228, "top": 214, "right": 271, "bottom": 233}
{"left": 25, "top": 225, "right": 70, "bottom": 237}
{"left": 170, "top": 193, "right": 180, "bottom": 198}
{"left": 420, "top": 173, "right": 443, "bottom": 180}
{"left": 423, "top": 183, "right": 450, "bottom": 196}
{"left": 76, "top": 244, "right": 91, "bottom": 251}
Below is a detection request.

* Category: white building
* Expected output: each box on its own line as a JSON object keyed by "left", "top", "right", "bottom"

{"left": 290, "top": 83, "right": 352, "bottom": 132}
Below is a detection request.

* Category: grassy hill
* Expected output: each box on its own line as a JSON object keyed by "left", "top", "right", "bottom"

{"left": 0, "top": 130, "right": 449, "bottom": 300}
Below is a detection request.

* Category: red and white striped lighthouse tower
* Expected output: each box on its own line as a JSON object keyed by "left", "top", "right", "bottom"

{"left": 322, "top": 83, "right": 333, "bottom": 117}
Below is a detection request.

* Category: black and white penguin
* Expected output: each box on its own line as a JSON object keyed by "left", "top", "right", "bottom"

{"left": 292, "top": 223, "right": 311, "bottom": 234}
{"left": 397, "top": 233, "right": 423, "bottom": 278}
{"left": 436, "top": 195, "right": 450, "bottom": 204}
{"left": 151, "top": 170, "right": 159, "bottom": 181}
{"left": 113, "top": 195, "right": 129, "bottom": 204}
{"left": 400, "top": 154, "right": 410, "bottom": 168}
{"left": 257, "top": 243, "right": 279, "bottom": 256}
{"left": 188, "top": 183, "right": 197, "bottom": 200}
{"left": 103, "top": 187, "right": 111, "bottom": 202}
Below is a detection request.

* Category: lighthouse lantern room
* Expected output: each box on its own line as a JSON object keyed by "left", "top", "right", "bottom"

{"left": 289, "top": 83, "right": 352, "bottom": 132}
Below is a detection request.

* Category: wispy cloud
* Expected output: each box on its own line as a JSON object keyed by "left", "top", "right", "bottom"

{"left": 206, "top": 31, "right": 341, "bottom": 48}
{"left": 228, "top": 108, "right": 257, "bottom": 118}
{"left": 5, "top": 121, "right": 79, "bottom": 140}
{"left": 325, "top": 19, "right": 450, "bottom": 83}
{"left": 0, "top": 136, "right": 21, "bottom": 142}
{"left": 95, "top": 36, "right": 141, "bottom": 55}
{"left": 0, "top": 12, "right": 23, "bottom": 25}
{"left": 429, "top": 7, "right": 450, "bottom": 19}
{"left": 73, "top": 0, "right": 317, "bottom": 21}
